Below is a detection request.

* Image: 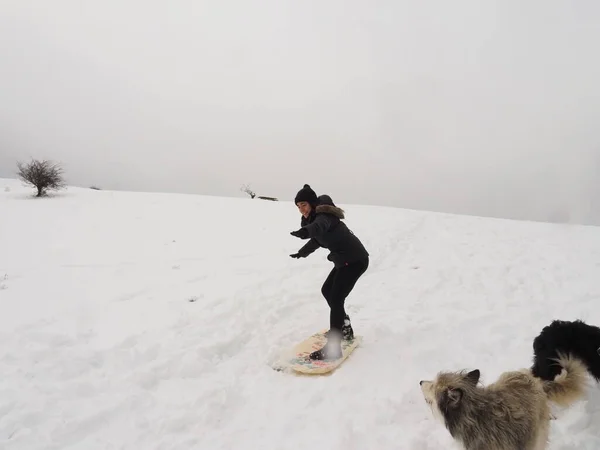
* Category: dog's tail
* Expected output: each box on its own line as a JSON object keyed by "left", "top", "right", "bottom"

{"left": 542, "top": 352, "right": 588, "bottom": 407}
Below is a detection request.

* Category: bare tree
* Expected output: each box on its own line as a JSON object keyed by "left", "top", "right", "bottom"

{"left": 240, "top": 184, "right": 256, "bottom": 199}
{"left": 16, "top": 159, "right": 66, "bottom": 197}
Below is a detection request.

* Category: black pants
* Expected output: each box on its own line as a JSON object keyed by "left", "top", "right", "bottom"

{"left": 321, "top": 257, "right": 369, "bottom": 332}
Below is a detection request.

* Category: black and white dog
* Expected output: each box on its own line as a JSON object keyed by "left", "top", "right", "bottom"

{"left": 531, "top": 319, "right": 600, "bottom": 383}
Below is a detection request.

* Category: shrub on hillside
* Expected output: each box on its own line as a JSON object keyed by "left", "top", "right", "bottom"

{"left": 16, "top": 159, "right": 66, "bottom": 197}
{"left": 240, "top": 184, "right": 256, "bottom": 199}
{"left": 241, "top": 184, "right": 278, "bottom": 201}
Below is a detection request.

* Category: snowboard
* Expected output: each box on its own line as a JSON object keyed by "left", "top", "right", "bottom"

{"left": 272, "top": 328, "right": 362, "bottom": 375}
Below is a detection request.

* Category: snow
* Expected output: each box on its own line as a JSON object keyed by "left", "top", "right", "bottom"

{"left": 1, "top": 177, "right": 600, "bottom": 450}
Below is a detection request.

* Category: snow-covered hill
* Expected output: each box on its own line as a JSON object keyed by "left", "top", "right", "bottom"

{"left": 1, "top": 178, "right": 600, "bottom": 449}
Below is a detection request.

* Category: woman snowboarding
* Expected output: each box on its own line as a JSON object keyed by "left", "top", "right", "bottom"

{"left": 289, "top": 184, "right": 369, "bottom": 360}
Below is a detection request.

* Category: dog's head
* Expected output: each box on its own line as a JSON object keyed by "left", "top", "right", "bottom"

{"left": 419, "top": 369, "right": 480, "bottom": 424}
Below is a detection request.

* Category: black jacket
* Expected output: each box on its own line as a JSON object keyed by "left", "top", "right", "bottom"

{"left": 295, "top": 195, "right": 369, "bottom": 267}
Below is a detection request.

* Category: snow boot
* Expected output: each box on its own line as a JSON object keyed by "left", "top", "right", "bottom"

{"left": 342, "top": 315, "right": 354, "bottom": 340}
{"left": 310, "top": 329, "right": 343, "bottom": 361}
{"left": 325, "top": 314, "right": 354, "bottom": 341}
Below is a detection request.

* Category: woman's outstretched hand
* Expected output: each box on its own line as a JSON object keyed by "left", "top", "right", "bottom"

{"left": 290, "top": 228, "right": 309, "bottom": 239}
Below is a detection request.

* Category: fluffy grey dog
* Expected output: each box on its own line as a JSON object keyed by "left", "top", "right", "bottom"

{"left": 419, "top": 353, "right": 588, "bottom": 450}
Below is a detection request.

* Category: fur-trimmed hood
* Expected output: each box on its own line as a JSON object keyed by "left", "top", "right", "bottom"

{"left": 315, "top": 204, "right": 345, "bottom": 219}
{"left": 314, "top": 194, "right": 345, "bottom": 219}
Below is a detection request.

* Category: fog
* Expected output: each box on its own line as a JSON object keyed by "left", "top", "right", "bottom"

{"left": 1, "top": 1, "right": 599, "bottom": 225}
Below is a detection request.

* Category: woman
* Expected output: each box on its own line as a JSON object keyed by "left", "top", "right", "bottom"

{"left": 289, "top": 184, "right": 369, "bottom": 360}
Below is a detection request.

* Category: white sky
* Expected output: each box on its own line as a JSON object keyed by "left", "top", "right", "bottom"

{"left": 1, "top": 0, "right": 599, "bottom": 224}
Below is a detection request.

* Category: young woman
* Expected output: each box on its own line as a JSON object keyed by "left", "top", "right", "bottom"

{"left": 289, "top": 184, "right": 369, "bottom": 360}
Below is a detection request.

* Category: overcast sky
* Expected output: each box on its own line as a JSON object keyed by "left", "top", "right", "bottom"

{"left": 1, "top": 0, "right": 599, "bottom": 224}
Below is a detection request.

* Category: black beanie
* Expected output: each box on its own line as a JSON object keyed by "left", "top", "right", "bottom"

{"left": 294, "top": 184, "right": 318, "bottom": 205}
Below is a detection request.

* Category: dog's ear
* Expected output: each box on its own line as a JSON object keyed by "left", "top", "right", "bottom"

{"left": 597, "top": 346, "right": 600, "bottom": 356}
{"left": 466, "top": 369, "right": 480, "bottom": 385}
{"left": 447, "top": 388, "right": 462, "bottom": 405}
{"left": 439, "top": 387, "right": 462, "bottom": 412}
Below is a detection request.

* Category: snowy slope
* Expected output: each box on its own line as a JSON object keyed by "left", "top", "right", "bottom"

{"left": 1, "top": 177, "right": 600, "bottom": 450}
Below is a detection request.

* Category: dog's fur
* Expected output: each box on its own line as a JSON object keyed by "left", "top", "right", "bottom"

{"left": 531, "top": 319, "right": 600, "bottom": 383}
{"left": 419, "top": 353, "right": 588, "bottom": 450}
